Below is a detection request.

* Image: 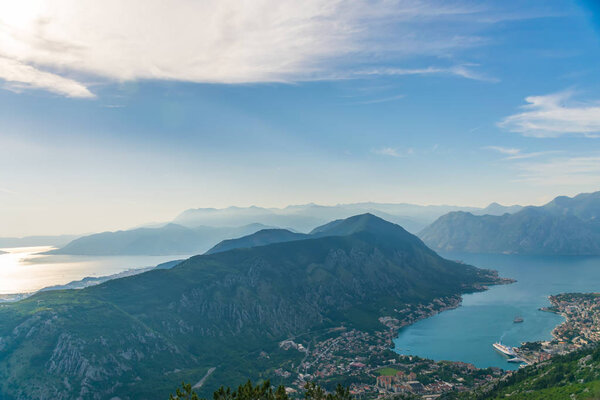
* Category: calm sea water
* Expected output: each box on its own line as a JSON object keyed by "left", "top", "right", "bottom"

{"left": 0, "top": 246, "right": 191, "bottom": 295}
{"left": 394, "top": 253, "right": 600, "bottom": 370}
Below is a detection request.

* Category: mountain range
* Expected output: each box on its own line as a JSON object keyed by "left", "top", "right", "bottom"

{"left": 0, "top": 214, "right": 502, "bottom": 400}
{"left": 174, "top": 202, "right": 522, "bottom": 234}
{"left": 0, "top": 234, "right": 81, "bottom": 248}
{"left": 48, "top": 202, "right": 521, "bottom": 256}
{"left": 420, "top": 191, "right": 600, "bottom": 255}
{"left": 47, "top": 223, "right": 272, "bottom": 256}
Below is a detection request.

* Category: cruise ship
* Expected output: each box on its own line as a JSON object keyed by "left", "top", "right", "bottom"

{"left": 493, "top": 342, "right": 517, "bottom": 357}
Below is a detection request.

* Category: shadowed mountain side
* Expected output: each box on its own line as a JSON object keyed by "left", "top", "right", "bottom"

{"left": 420, "top": 192, "right": 600, "bottom": 255}
{"left": 207, "top": 214, "right": 425, "bottom": 255}
{"left": 0, "top": 214, "right": 502, "bottom": 400}
{"left": 205, "top": 229, "right": 309, "bottom": 254}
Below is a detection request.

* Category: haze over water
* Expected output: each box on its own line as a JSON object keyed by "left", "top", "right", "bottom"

{"left": 394, "top": 253, "right": 600, "bottom": 370}
{"left": 0, "top": 246, "right": 190, "bottom": 295}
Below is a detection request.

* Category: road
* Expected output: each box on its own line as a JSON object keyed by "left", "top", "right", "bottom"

{"left": 193, "top": 367, "right": 216, "bottom": 389}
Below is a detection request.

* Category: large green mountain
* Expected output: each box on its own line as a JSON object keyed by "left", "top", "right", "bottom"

{"left": 0, "top": 214, "right": 500, "bottom": 400}
{"left": 420, "top": 191, "right": 600, "bottom": 255}
{"left": 49, "top": 223, "right": 271, "bottom": 256}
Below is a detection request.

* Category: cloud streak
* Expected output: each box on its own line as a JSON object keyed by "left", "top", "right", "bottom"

{"left": 484, "top": 146, "right": 558, "bottom": 160}
{"left": 358, "top": 64, "right": 497, "bottom": 82}
{"left": 373, "top": 147, "right": 414, "bottom": 157}
{"left": 499, "top": 91, "right": 600, "bottom": 138}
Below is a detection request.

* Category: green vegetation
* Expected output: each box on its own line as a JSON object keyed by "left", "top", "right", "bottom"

{"left": 169, "top": 381, "right": 351, "bottom": 400}
{"left": 377, "top": 367, "right": 400, "bottom": 376}
{"left": 0, "top": 214, "right": 501, "bottom": 400}
{"left": 206, "top": 229, "right": 308, "bottom": 254}
{"left": 450, "top": 345, "right": 600, "bottom": 400}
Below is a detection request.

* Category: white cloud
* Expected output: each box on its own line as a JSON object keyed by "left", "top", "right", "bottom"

{"left": 0, "top": 57, "right": 93, "bottom": 98}
{"left": 0, "top": 0, "right": 515, "bottom": 97}
{"left": 515, "top": 155, "right": 600, "bottom": 186}
{"left": 499, "top": 91, "right": 600, "bottom": 138}
{"left": 373, "top": 147, "right": 414, "bottom": 157}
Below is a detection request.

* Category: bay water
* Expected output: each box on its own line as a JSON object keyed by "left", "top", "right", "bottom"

{"left": 394, "top": 253, "right": 600, "bottom": 370}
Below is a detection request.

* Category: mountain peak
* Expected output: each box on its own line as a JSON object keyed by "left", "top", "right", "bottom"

{"left": 310, "top": 213, "right": 409, "bottom": 238}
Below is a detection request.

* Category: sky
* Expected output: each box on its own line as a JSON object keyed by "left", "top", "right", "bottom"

{"left": 0, "top": 0, "right": 600, "bottom": 236}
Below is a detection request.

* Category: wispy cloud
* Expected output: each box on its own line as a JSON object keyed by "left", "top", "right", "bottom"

{"left": 499, "top": 91, "right": 600, "bottom": 138}
{"left": 0, "top": 187, "right": 18, "bottom": 196}
{"left": 514, "top": 155, "right": 600, "bottom": 186}
{"left": 484, "top": 146, "right": 557, "bottom": 160}
{"left": 373, "top": 147, "right": 414, "bottom": 157}
{"left": 347, "top": 94, "right": 405, "bottom": 105}
{"left": 485, "top": 146, "right": 521, "bottom": 156}
{"left": 0, "top": 0, "right": 539, "bottom": 97}
{"left": 356, "top": 64, "right": 497, "bottom": 82}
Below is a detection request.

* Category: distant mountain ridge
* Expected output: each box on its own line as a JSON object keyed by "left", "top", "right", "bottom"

{"left": 51, "top": 202, "right": 522, "bottom": 256}
{"left": 174, "top": 201, "right": 522, "bottom": 234}
{"left": 420, "top": 191, "right": 600, "bottom": 255}
{"left": 0, "top": 214, "right": 503, "bottom": 400}
{"left": 0, "top": 234, "right": 81, "bottom": 248}
{"left": 48, "top": 223, "right": 272, "bottom": 256}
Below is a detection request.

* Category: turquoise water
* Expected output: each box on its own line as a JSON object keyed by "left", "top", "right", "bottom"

{"left": 393, "top": 253, "right": 600, "bottom": 370}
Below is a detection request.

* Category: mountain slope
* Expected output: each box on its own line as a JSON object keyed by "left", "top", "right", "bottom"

{"left": 453, "top": 345, "right": 600, "bottom": 400}
{"left": 49, "top": 223, "right": 272, "bottom": 255}
{"left": 0, "top": 214, "right": 501, "bottom": 400}
{"left": 420, "top": 191, "right": 600, "bottom": 255}
{"left": 207, "top": 214, "right": 420, "bottom": 255}
{"left": 541, "top": 191, "right": 600, "bottom": 222}
{"left": 205, "top": 229, "right": 309, "bottom": 254}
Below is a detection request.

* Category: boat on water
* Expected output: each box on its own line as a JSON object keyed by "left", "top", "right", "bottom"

{"left": 493, "top": 342, "right": 517, "bottom": 357}
{"left": 513, "top": 316, "right": 524, "bottom": 323}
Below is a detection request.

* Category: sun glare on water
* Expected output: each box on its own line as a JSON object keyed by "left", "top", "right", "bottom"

{"left": 0, "top": 246, "right": 56, "bottom": 295}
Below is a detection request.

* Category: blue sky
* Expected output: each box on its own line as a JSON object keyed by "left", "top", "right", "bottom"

{"left": 0, "top": 0, "right": 599, "bottom": 236}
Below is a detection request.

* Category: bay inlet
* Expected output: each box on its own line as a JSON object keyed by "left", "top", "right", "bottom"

{"left": 394, "top": 253, "right": 600, "bottom": 370}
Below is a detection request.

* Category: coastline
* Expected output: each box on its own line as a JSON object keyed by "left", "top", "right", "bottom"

{"left": 513, "top": 293, "right": 600, "bottom": 366}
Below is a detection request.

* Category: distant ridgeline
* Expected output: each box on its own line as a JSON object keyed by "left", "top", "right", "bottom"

{"left": 0, "top": 214, "right": 502, "bottom": 400}
{"left": 420, "top": 191, "right": 600, "bottom": 255}
{"left": 46, "top": 223, "right": 273, "bottom": 256}
{"left": 46, "top": 201, "right": 523, "bottom": 256}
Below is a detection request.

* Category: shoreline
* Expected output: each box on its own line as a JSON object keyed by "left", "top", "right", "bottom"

{"left": 513, "top": 293, "right": 600, "bottom": 366}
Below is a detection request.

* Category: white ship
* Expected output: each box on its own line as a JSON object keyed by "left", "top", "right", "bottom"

{"left": 493, "top": 342, "right": 517, "bottom": 357}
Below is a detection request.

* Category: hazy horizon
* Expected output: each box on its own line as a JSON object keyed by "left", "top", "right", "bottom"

{"left": 0, "top": 194, "right": 579, "bottom": 237}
